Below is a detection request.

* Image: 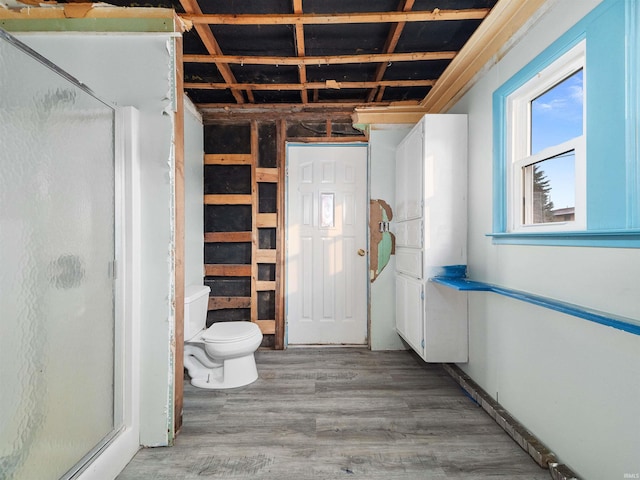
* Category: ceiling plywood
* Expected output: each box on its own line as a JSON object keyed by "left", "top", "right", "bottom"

{"left": 397, "top": 19, "right": 484, "bottom": 52}
{"left": 211, "top": 24, "right": 296, "bottom": 56}
{"left": 304, "top": 23, "right": 390, "bottom": 56}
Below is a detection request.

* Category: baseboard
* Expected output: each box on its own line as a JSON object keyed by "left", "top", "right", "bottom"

{"left": 441, "top": 363, "right": 581, "bottom": 480}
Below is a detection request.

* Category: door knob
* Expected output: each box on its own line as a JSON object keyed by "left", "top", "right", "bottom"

{"left": 357, "top": 248, "right": 366, "bottom": 256}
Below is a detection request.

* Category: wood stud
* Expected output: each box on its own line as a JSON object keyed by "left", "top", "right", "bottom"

{"left": 203, "top": 122, "right": 282, "bottom": 341}
{"left": 203, "top": 117, "right": 360, "bottom": 348}
{"left": 275, "top": 119, "right": 286, "bottom": 350}
{"left": 250, "top": 121, "right": 259, "bottom": 325}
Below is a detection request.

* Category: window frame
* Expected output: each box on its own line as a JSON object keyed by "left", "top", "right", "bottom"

{"left": 506, "top": 40, "right": 587, "bottom": 233}
{"left": 490, "top": 0, "right": 640, "bottom": 248}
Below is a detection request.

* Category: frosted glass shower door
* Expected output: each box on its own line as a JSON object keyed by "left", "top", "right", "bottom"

{"left": 0, "top": 31, "right": 118, "bottom": 479}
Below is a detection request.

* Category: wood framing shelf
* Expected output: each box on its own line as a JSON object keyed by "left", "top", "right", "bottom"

{"left": 204, "top": 153, "right": 252, "bottom": 165}
{"left": 255, "top": 280, "right": 276, "bottom": 291}
{"left": 255, "top": 249, "right": 277, "bottom": 263}
{"left": 204, "top": 194, "right": 252, "bottom": 205}
{"left": 208, "top": 296, "right": 251, "bottom": 310}
{"left": 255, "top": 320, "right": 276, "bottom": 335}
{"left": 205, "top": 264, "right": 251, "bottom": 276}
{"left": 256, "top": 213, "right": 277, "bottom": 227}
{"left": 204, "top": 231, "right": 252, "bottom": 243}
{"left": 256, "top": 167, "right": 278, "bottom": 182}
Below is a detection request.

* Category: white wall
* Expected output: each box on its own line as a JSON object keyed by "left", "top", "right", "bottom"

{"left": 368, "top": 125, "right": 412, "bottom": 350}
{"left": 184, "top": 96, "right": 204, "bottom": 289}
{"left": 19, "top": 33, "right": 179, "bottom": 447}
{"left": 448, "top": 0, "right": 640, "bottom": 478}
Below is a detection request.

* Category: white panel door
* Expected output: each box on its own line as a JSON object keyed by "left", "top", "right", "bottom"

{"left": 287, "top": 145, "right": 368, "bottom": 345}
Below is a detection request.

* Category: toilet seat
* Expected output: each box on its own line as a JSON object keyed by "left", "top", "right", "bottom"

{"left": 201, "top": 321, "right": 261, "bottom": 344}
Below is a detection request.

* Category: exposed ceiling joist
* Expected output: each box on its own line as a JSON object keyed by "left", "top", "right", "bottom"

{"left": 352, "top": 0, "right": 549, "bottom": 124}
{"left": 368, "top": 0, "right": 416, "bottom": 102}
{"left": 185, "top": 79, "right": 436, "bottom": 91}
{"left": 178, "top": 0, "right": 247, "bottom": 103}
{"left": 180, "top": 9, "right": 491, "bottom": 26}
{"left": 3, "top": 0, "right": 545, "bottom": 116}
{"left": 198, "top": 101, "right": 415, "bottom": 115}
{"left": 292, "top": 0, "right": 308, "bottom": 104}
{"left": 176, "top": 1, "right": 500, "bottom": 110}
{"left": 184, "top": 51, "right": 457, "bottom": 66}
{"left": 420, "top": 0, "right": 548, "bottom": 112}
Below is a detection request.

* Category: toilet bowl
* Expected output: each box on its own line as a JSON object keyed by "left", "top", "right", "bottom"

{"left": 183, "top": 285, "right": 263, "bottom": 390}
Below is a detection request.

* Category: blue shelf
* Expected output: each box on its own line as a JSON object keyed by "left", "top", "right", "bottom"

{"left": 430, "top": 276, "right": 640, "bottom": 337}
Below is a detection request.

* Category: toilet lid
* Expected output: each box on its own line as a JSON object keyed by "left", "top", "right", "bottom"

{"left": 201, "top": 321, "right": 261, "bottom": 344}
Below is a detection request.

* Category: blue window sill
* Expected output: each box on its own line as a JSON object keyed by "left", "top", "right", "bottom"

{"left": 487, "top": 229, "right": 640, "bottom": 247}
{"left": 430, "top": 276, "right": 640, "bottom": 336}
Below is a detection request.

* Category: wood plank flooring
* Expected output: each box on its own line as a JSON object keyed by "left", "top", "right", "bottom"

{"left": 117, "top": 348, "right": 550, "bottom": 479}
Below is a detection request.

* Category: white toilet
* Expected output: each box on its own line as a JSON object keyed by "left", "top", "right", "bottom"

{"left": 183, "top": 285, "right": 263, "bottom": 389}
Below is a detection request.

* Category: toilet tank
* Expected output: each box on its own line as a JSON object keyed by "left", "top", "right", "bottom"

{"left": 184, "top": 285, "right": 211, "bottom": 341}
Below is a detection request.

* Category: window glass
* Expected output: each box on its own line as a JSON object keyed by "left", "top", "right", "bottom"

{"left": 523, "top": 150, "right": 576, "bottom": 224}
{"left": 531, "top": 69, "right": 583, "bottom": 155}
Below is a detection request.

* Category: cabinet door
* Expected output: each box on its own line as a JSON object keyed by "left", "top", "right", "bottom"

{"left": 395, "top": 122, "right": 423, "bottom": 222}
{"left": 395, "top": 275, "right": 424, "bottom": 358}
{"left": 405, "top": 218, "right": 423, "bottom": 248}
{"left": 394, "top": 141, "right": 406, "bottom": 222}
{"left": 395, "top": 221, "right": 407, "bottom": 247}
{"left": 395, "top": 247, "right": 422, "bottom": 279}
{"left": 424, "top": 282, "right": 468, "bottom": 362}
{"left": 403, "top": 125, "right": 423, "bottom": 220}
{"left": 395, "top": 219, "right": 422, "bottom": 248}
{"left": 422, "top": 114, "right": 468, "bottom": 268}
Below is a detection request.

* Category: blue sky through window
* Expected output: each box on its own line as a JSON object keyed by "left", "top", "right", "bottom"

{"left": 530, "top": 69, "right": 583, "bottom": 210}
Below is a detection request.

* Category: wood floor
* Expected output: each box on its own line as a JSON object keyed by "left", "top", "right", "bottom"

{"left": 117, "top": 348, "right": 550, "bottom": 479}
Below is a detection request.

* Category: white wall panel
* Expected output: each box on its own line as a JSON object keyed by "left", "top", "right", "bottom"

{"left": 447, "top": 1, "right": 640, "bottom": 477}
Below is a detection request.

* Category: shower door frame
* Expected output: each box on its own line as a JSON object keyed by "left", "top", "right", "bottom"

{"left": 0, "top": 29, "right": 142, "bottom": 480}
{"left": 76, "top": 105, "right": 142, "bottom": 480}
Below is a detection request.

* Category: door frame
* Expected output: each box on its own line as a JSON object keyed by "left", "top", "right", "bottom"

{"left": 284, "top": 142, "right": 370, "bottom": 347}
{"left": 76, "top": 107, "right": 141, "bottom": 479}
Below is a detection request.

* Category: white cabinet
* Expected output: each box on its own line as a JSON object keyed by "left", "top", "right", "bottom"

{"left": 395, "top": 125, "right": 423, "bottom": 222}
{"left": 394, "top": 114, "right": 468, "bottom": 363}
{"left": 395, "top": 275, "right": 424, "bottom": 357}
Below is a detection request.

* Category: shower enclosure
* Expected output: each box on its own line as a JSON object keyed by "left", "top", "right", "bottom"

{"left": 0, "top": 29, "right": 132, "bottom": 479}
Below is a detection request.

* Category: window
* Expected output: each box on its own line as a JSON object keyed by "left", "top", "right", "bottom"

{"left": 506, "top": 41, "right": 586, "bottom": 232}
{"left": 491, "top": 0, "right": 640, "bottom": 247}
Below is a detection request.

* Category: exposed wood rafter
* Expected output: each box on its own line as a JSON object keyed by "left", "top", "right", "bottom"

{"left": 184, "top": 51, "right": 456, "bottom": 66}
{"left": 292, "top": 0, "right": 308, "bottom": 104}
{"left": 368, "top": 0, "right": 416, "bottom": 103}
{"left": 420, "top": 0, "right": 548, "bottom": 112}
{"left": 180, "top": 9, "right": 491, "bottom": 25}
{"left": 178, "top": 0, "right": 247, "bottom": 103}
{"left": 353, "top": 0, "right": 547, "bottom": 123}
{"left": 175, "top": 4, "right": 496, "bottom": 111}
{"left": 185, "top": 80, "right": 436, "bottom": 91}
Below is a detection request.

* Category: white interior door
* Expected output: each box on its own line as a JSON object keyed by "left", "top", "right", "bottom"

{"left": 287, "top": 144, "right": 368, "bottom": 345}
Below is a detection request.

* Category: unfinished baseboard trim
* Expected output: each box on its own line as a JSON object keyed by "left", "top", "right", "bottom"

{"left": 441, "top": 363, "right": 581, "bottom": 480}
{"left": 548, "top": 462, "right": 581, "bottom": 480}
